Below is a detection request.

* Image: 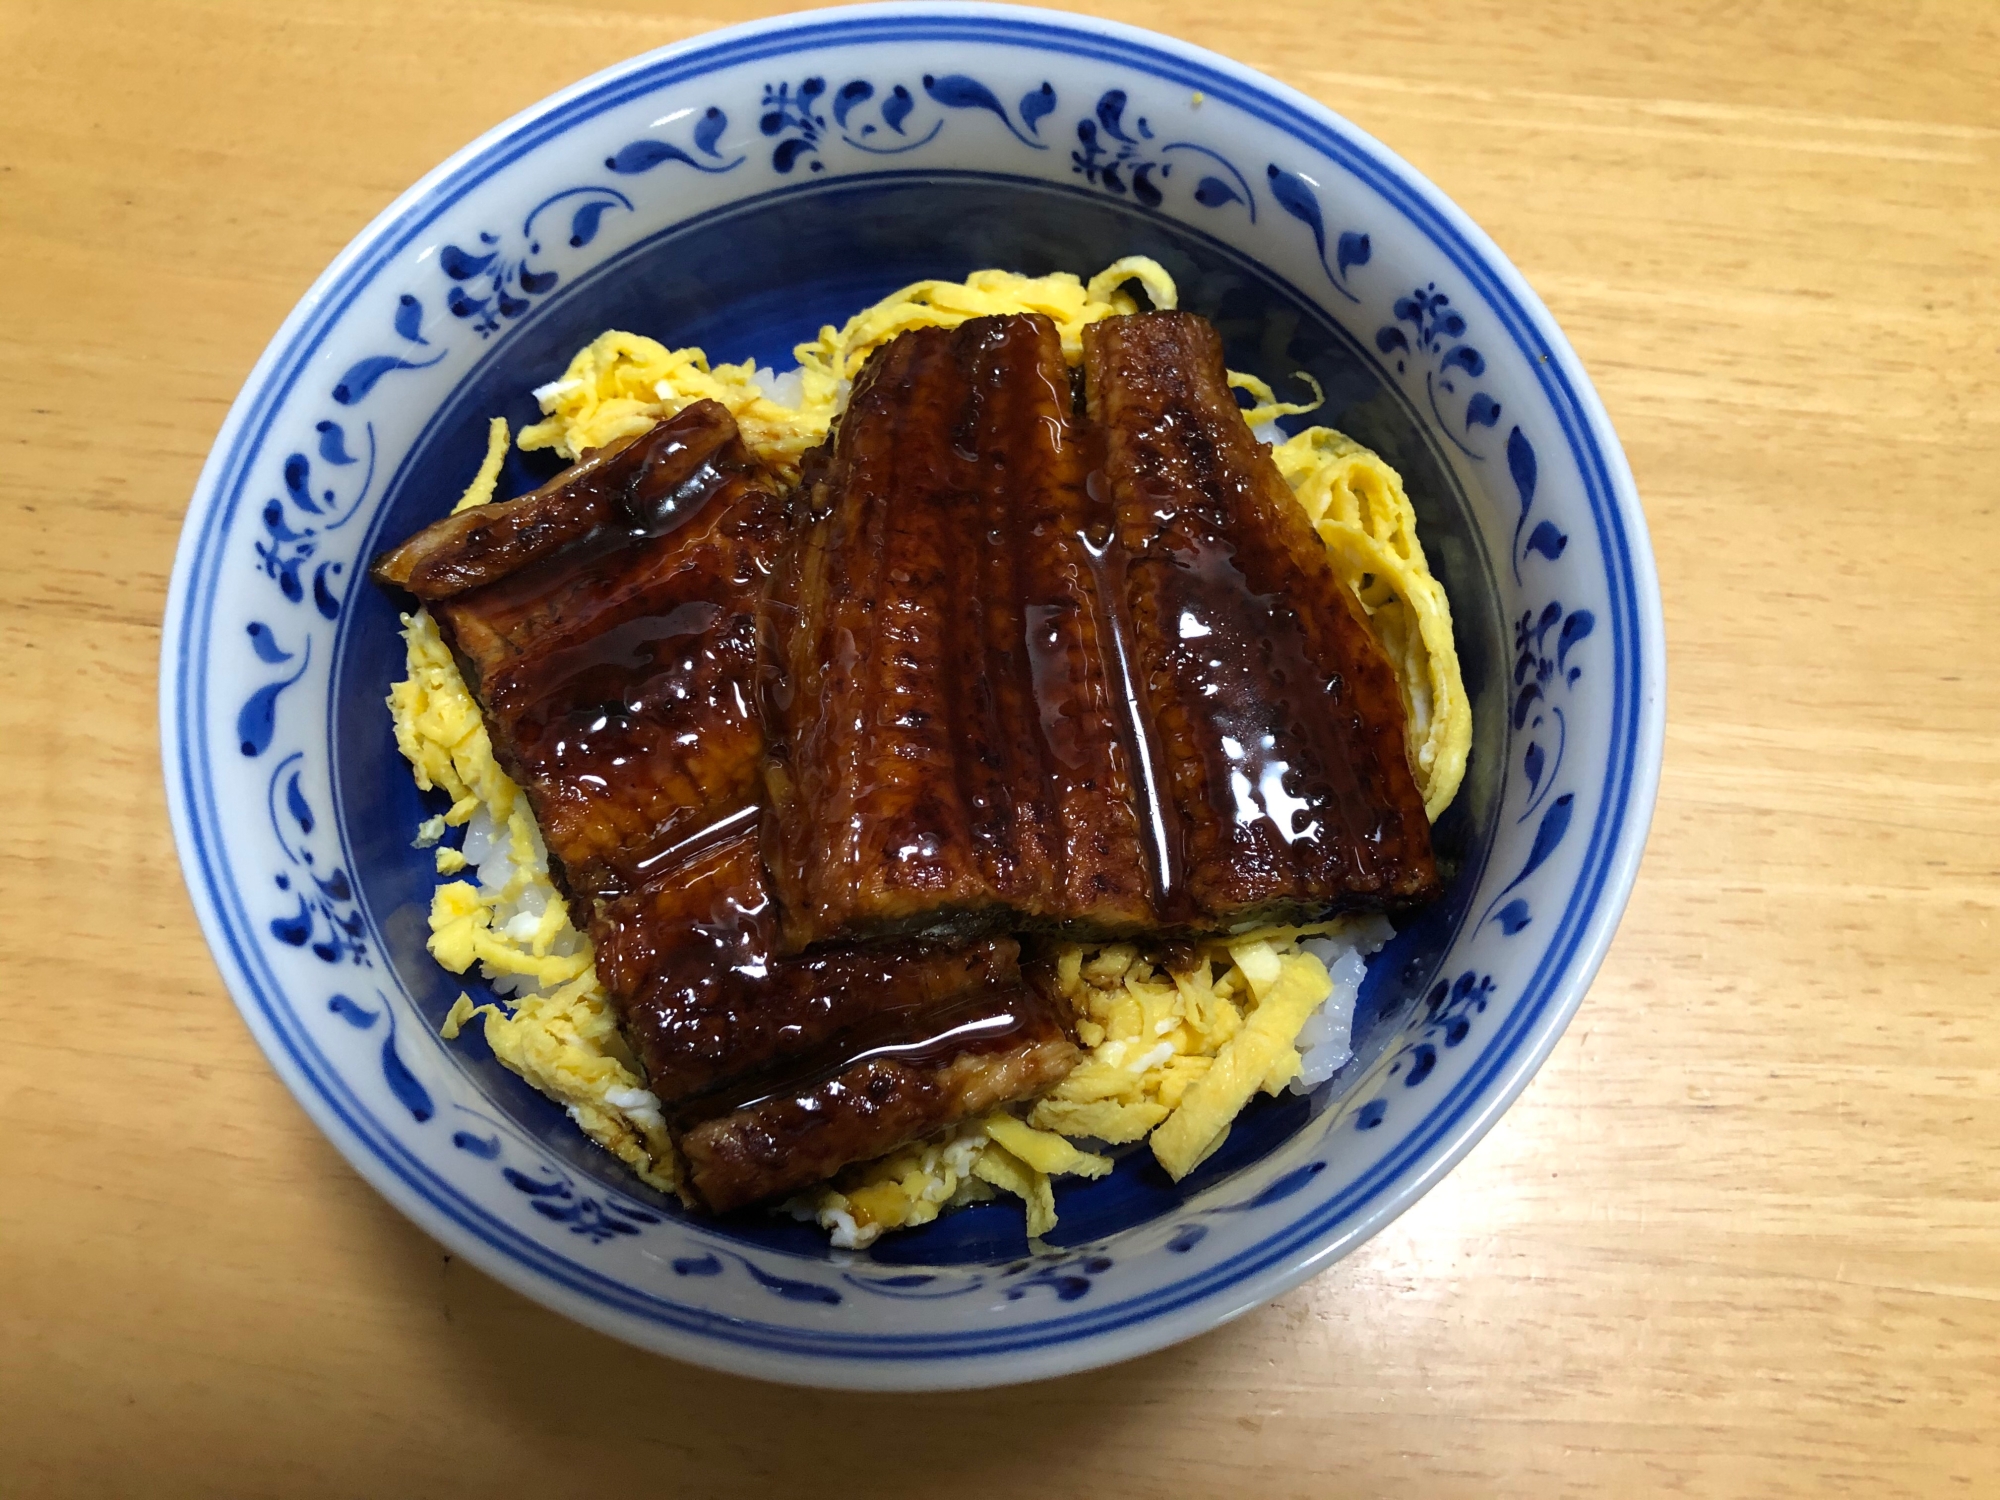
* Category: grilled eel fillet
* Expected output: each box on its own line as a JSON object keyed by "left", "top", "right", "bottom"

{"left": 372, "top": 401, "right": 1077, "bottom": 1214}
{"left": 594, "top": 830, "right": 1075, "bottom": 1213}
{"left": 763, "top": 311, "right": 1437, "bottom": 949}
{"left": 370, "top": 404, "right": 786, "bottom": 904}
{"left": 1081, "top": 311, "right": 1438, "bottom": 920}
{"left": 764, "top": 314, "right": 1154, "bottom": 951}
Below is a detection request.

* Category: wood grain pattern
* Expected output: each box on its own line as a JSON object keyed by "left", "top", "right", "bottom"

{"left": 2, "top": 0, "right": 1996, "bottom": 1493}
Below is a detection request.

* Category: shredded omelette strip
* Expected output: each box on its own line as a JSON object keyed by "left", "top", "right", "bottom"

{"left": 1272, "top": 428, "right": 1469, "bottom": 819}
{"left": 390, "top": 256, "right": 1470, "bottom": 1244}
{"left": 394, "top": 608, "right": 678, "bottom": 1195}
{"left": 803, "top": 931, "right": 1349, "bottom": 1246}
{"left": 519, "top": 257, "right": 1178, "bottom": 480}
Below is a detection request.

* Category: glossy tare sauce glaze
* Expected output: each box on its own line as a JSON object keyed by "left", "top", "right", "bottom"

{"left": 1081, "top": 312, "right": 1436, "bottom": 923}
{"left": 601, "top": 825, "right": 1073, "bottom": 1213}
{"left": 373, "top": 402, "right": 1075, "bottom": 1214}
{"left": 763, "top": 315, "right": 1155, "bottom": 952}
{"left": 765, "top": 312, "right": 1437, "bottom": 949}
{"left": 593, "top": 824, "right": 1054, "bottom": 1111}
{"left": 374, "top": 312, "right": 1437, "bottom": 1216}
{"left": 372, "top": 403, "right": 791, "bottom": 905}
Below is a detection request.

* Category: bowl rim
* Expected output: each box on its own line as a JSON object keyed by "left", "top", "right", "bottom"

{"left": 160, "top": 0, "right": 1665, "bottom": 1388}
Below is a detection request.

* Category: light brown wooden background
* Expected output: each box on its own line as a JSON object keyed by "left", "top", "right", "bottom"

{"left": 4, "top": 0, "right": 1996, "bottom": 1494}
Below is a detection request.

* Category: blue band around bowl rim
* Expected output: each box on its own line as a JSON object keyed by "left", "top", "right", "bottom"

{"left": 164, "top": 4, "right": 1659, "bottom": 1370}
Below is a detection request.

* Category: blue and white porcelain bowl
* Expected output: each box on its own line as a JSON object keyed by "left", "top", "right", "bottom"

{"left": 161, "top": 3, "right": 1663, "bottom": 1389}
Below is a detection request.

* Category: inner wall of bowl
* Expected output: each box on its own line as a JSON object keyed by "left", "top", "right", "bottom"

{"left": 333, "top": 173, "right": 1507, "bottom": 1264}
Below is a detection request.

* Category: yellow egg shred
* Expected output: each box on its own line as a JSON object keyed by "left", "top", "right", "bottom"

{"left": 391, "top": 606, "right": 677, "bottom": 1195}
{"left": 1271, "top": 428, "right": 1470, "bottom": 820}
{"left": 517, "top": 256, "right": 1179, "bottom": 480}
{"left": 386, "top": 257, "right": 1470, "bottom": 1244}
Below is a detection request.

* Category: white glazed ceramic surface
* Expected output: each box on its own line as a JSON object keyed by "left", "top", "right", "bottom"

{"left": 161, "top": 4, "right": 1663, "bottom": 1389}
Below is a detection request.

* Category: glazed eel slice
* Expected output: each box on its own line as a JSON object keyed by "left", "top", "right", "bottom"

{"left": 370, "top": 401, "right": 792, "bottom": 904}
{"left": 594, "top": 827, "right": 1075, "bottom": 1213}
{"left": 373, "top": 401, "right": 1076, "bottom": 1214}
{"left": 763, "top": 308, "right": 1437, "bottom": 948}
{"left": 764, "top": 313, "right": 1153, "bottom": 951}
{"left": 1081, "top": 311, "right": 1439, "bottom": 922}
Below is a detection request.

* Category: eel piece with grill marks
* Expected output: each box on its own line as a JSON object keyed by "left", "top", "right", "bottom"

{"left": 370, "top": 401, "right": 792, "bottom": 905}
{"left": 593, "top": 825, "right": 1076, "bottom": 1213}
{"left": 763, "top": 313, "right": 1154, "bottom": 952}
{"left": 1080, "top": 311, "right": 1439, "bottom": 924}
{"left": 762, "top": 308, "right": 1438, "bottom": 948}
{"left": 372, "top": 401, "right": 1077, "bottom": 1215}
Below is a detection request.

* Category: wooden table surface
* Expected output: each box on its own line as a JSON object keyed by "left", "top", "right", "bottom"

{"left": 5, "top": 0, "right": 1997, "bottom": 1493}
